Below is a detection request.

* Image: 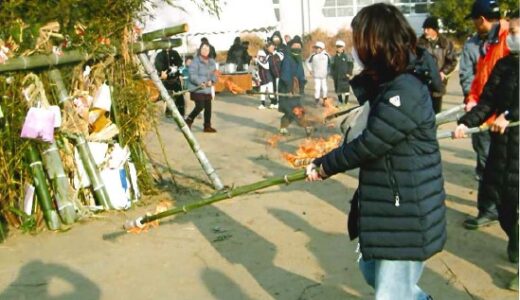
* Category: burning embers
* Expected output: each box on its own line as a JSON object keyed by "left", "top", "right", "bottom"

{"left": 265, "top": 134, "right": 342, "bottom": 169}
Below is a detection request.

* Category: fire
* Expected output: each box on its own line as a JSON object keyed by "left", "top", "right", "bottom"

{"left": 224, "top": 78, "right": 245, "bottom": 94}
{"left": 126, "top": 200, "right": 172, "bottom": 234}
{"left": 282, "top": 134, "right": 342, "bottom": 168}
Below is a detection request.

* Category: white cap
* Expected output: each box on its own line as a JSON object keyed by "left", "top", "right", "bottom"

{"left": 335, "top": 40, "right": 345, "bottom": 47}
{"left": 314, "top": 41, "right": 325, "bottom": 49}
{"left": 257, "top": 49, "right": 266, "bottom": 57}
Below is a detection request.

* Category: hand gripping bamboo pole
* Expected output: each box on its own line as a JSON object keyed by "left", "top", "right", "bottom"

{"left": 436, "top": 121, "right": 520, "bottom": 139}
{"left": 124, "top": 170, "right": 306, "bottom": 230}
{"left": 138, "top": 53, "right": 224, "bottom": 191}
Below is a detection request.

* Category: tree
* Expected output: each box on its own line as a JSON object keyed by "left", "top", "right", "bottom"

{"left": 430, "top": 0, "right": 518, "bottom": 40}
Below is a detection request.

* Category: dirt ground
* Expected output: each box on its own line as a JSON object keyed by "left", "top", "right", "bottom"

{"left": 0, "top": 72, "right": 517, "bottom": 300}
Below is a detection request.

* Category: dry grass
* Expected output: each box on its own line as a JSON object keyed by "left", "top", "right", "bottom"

{"left": 303, "top": 28, "right": 353, "bottom": 58}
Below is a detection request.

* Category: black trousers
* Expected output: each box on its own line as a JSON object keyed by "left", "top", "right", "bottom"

{"left": 432, "top": 96, "right": 443, "bottom": 114}
{"left": 187, "top": 99, "right": 212, "bottom": 125}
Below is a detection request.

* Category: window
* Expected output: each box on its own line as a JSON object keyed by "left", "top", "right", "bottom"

{"left": 322, "top": 0, "right": 355, "bottom": 17}
{"left": 393, "top": 0, "right": 432, "bottom": 15}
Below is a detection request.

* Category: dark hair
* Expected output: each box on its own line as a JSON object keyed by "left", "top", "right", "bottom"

{"left": 201, "top": 37, "right": 209, "bottom": 43}
{"left": 185, "top": 55, "right": 194, "bottom": 62}
{"left": 351, "top": 3, "right": 416, "bottom": 80}
{"left": 423, "top": 16, "right": 440, "bottom": 31}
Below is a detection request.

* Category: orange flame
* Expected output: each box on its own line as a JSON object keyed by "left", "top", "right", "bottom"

{"left": 224, "top": 79, "right": 245, "bottom": 94}
{"left": 127, "top": 200, "right": 173, "bottom": 234}
{"left": 282, "top": 135, "right": 342, "bottom": 168}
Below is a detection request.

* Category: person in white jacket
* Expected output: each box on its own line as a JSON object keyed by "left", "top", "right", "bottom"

{"left": 306, "top": 41, "right": 330, "bottom": 105}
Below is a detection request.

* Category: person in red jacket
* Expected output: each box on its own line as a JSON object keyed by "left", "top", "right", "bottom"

{"left": 463, "top": 0, "right": 510, "bottom": 230}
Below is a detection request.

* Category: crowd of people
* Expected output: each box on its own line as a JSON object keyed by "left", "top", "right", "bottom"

{"left": 152, "top": 0, "right": 519, "bottom": 295}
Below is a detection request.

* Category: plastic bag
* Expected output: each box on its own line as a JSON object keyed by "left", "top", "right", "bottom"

{"left": 20, "top": 107, "right": 55, "bottom": 143}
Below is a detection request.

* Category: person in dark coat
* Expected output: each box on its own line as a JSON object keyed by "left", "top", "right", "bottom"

{"left": 266, "top": 40, "right": 283, "bottom": 108}
{"left": 418, "top": 16, "right": 458, "bottom": 113}
{"left": 226, "top": 37, "right": 248, "bottom": 71}
{"left": 271, "top": 30, "right": 288, "bottom": 54}
{"left": 154, "top": 47, "right": 184, "bottom": 117}
{"left": 454, "top": 11, "right": 519, "bottom": 290}
{"left": 200, "top": 37, "right": 217, "bottom": 59}
{"left": 306, "top": 4, "right": 445, "bottom": 299}
{"left": 330, "top": 40, "right": 354, "bottom": 104}
{"left": 277, "top": 36, "right": 310, "bottom": 135}
{"left": 185, "top": 43, "right": 218, "bottom": 132}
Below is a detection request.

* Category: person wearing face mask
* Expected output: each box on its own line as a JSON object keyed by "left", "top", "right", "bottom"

{"left": 277, "top": 36, "right": 310, "bottom": 135}
{"left": 306, "top": 4, "right": 445, "bottom": 299}
{"left": 418, "top": 16, "right": 457, "bottom": 113}
{"left": 453, "top": 10, "right": 519, "bottom": 290}
{"left": 461, "top": 0, "right": 510, "bottom": 230}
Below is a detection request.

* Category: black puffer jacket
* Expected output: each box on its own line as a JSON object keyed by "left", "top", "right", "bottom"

{"left": 314, "top": 71, "right": 446, "bottom": 261}
{"left": 458, "top": 54, "right": 519, "bottom": 208}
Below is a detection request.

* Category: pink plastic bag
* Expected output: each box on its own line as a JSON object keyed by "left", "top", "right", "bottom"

{"left": 20, "top": 107, "right": 55, "bottom": 143}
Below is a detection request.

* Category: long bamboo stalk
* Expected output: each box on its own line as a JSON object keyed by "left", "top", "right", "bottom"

{"left": 41, "top": 143, "right": 77, "bottom": 224}
{"left": 26, "top": 144, "right": 61, "bottom": 230}
{"left": 124, "top": 170, "right": 306, "bottom": 230}
{"left": 141, "top": 24, "right": 189, "bottom": 41}
{"left": 0, "top": 39, "right": 182, "bottom": 73}
{"left": 437, "top": 121, "right": 520, "bottom": 139}
{"left": 48, "top": 69, "right": 112, "bottom": 210}
{"left": 435, "top": 104, "right": 465, "bottom": 125}
{"left": 44, "top": 69, "right": 78, "bottom": 224}
{"left": 74, "top": 135, "right": 113, "bottom": 210}
{"left": 138, "top": 53, "right": 224, "bottom": 190}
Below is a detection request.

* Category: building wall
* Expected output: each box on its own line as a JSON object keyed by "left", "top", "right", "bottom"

{"left": 276, "top": 0, "right": 433, "bottom": 38}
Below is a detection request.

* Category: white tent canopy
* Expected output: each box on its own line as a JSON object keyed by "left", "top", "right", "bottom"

{"left": 143, "top": 0, "right": 278, "bottom": 53}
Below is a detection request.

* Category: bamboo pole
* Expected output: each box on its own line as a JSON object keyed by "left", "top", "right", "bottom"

{"left": 74, "top": 135, "right": 113, "bottom": 210}
{"left": 25, "top": 144, "right": 61, "bottom": 230}
{"left": 124, "top": 170, "right": 306, "bottom": 230}
{"left": 437, "top": 121, "right": 520, "bottom": 139}
{"left": 435, "top": 104, "right": 465, "bottom": 125}
{"left": 48, "top": 69, "right": 112, "bottom": 210}
{"left": 0, "top": 39, "right": 181, "bottom": 73}
{"left": 41, "top": 143, "right": 77, "bottom": 224}
{"left": 138, "top": 53, "right": 224, "bottom": 191}
{"left": 141, "top": 24, "right": 189, "bottom": 41}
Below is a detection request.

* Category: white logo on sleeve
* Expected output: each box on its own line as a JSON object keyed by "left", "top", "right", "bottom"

{"left": 389, "top": 95, "right": 401, "bottom": 107}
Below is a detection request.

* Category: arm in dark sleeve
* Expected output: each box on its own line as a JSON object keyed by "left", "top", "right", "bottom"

{"left": 441, "top": 40, "right": 457, "bottom": 75}
{"left": 318, "top": 88, "right": 422, "bottom": 175}
{"left": 424, "top": 51, "right": 444, "bottom": 94}
{"left": 154, "top": 52, "right": 167, "bottom": 73}
{"left": 171, "top": 50, "right": 183, "bottom": 67}
{"left": 458, "top": 59, "right": 505, "bottom": 127}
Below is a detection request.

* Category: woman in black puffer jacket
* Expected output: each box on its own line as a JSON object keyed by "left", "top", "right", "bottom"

{"left": 307, "top": 4, "right": 446, "bottom": 299}
{"left": 454, "top": 27, "right": 519, "bottom": 266}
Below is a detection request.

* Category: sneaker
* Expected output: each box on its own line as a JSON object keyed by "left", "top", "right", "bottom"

{"left": 279, "top": 128, "right": 289, "bottom": 135}
{"left": 463, "top": 215, "right": 498, "bottom": 230}
{"left": 269, "top": 104, "right": 278, "bottom": 109}
{"left": 258, "top": 104, "right": 267, "bottom": 110}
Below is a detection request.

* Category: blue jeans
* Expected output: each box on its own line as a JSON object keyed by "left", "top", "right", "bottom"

{"left": 359, "top": 258, "right": 430, "bottom": 300}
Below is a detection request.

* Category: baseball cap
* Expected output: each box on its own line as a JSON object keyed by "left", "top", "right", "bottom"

{"left": 466, "top": 0, "right": 501, "bottom": 20}
{"left": 335, "top": 40, "right": 346, "bottom": 47}
{"left": 314, "top": 41, "right": 325, "bottom": 49}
